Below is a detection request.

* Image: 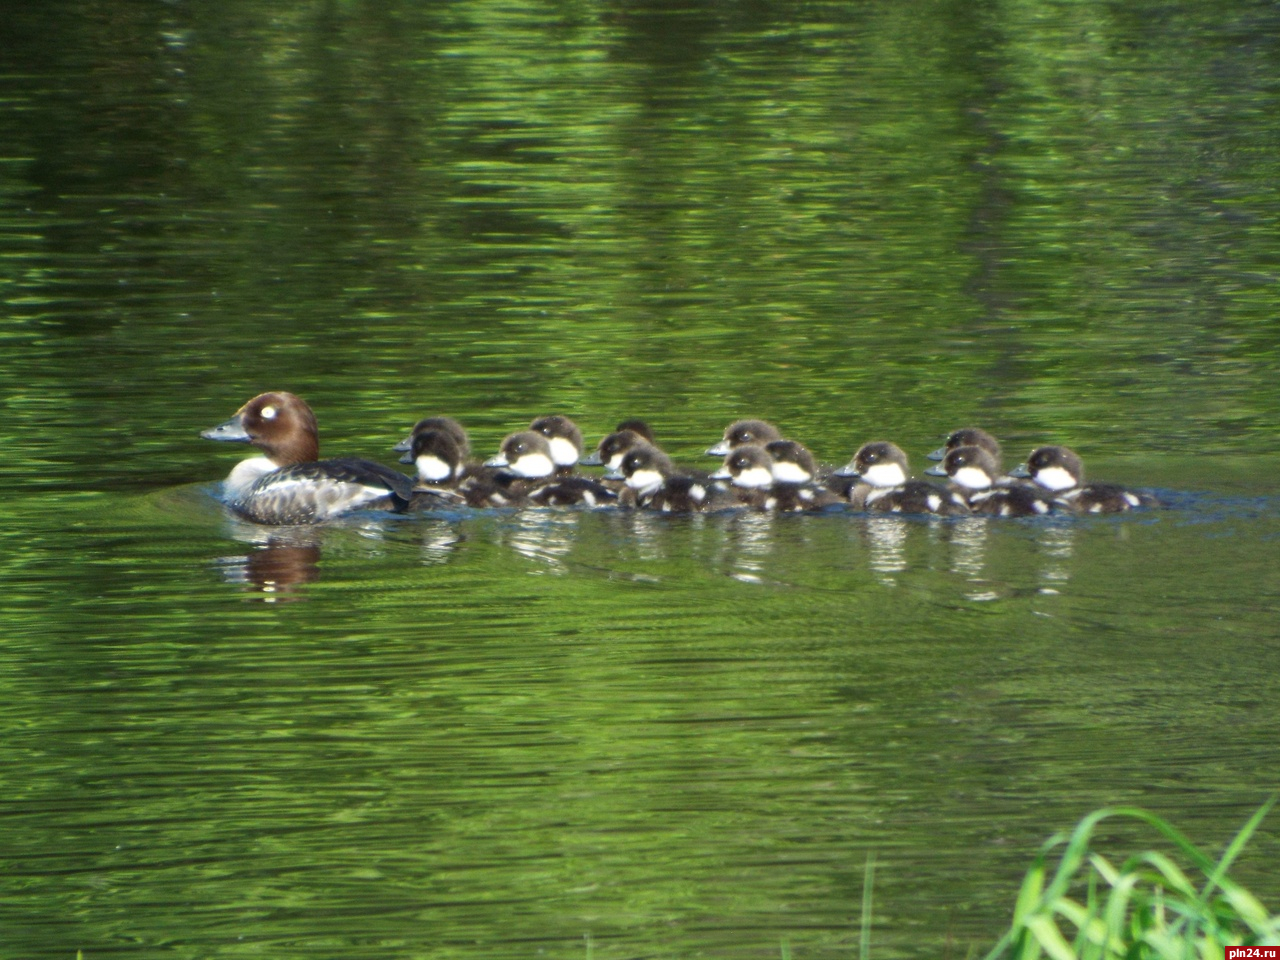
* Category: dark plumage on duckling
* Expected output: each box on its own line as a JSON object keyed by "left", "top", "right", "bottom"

{"left": 484, "top": 431, "right": 614, "bottom": 507}
{"left": 392, "top": 415, "right": 470, "bottom": 457}
{"left": 711, "top": 445, "right": 840, "bottom": 512}
{"left": 1013, "top": 445, "right": 1158, "bottom": 514}
{"left": 834, "top": 441, "right": 963, "bottom": 515}
{"left": 400, "top": 428, "right": 520, "bottom": 509}
{"left": 202, "top": 391, "right": 413, "bottom": 524}
{"left": 529, "top": 415, "right": 583, "bottom": 473}
{"left": 927, "top": 445, "right": 1051, "bottom": 517}
{"left": 614, "top": 419, "right": 656, "bottom": 443}
{"left": 764, "top": 439, "right": 819, "bottom": 485}
{"left": 706, "top": 419, "right": 785, "bottom": 456}
{"left": 927, "top": 427, "right": 1002, "bottom": 468}
{"left": 581, "top": 427, "right": 652, "bottom": 470}
{"left": 609, "top": 443, "right": 726, "bottom": 512}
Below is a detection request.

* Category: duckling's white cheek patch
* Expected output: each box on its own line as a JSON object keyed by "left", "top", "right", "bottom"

{"left": 735, "top": 466, "right": 774, "bottom": 489}
{"left": 862, "top": 463, "right": 905, "bottom": 488}
{"left": 770, "top": 462, "right": 810, "bottom": 484}
{"left": 1034, "top": 466, "right": 1076, "bottom": 492}
{"left": 953, "top": 466, "right": 991, "bottom": 490}
{"left": 415, "top": 455, "right": 452, "bottom": 482}
{"left": 607, "top": 453, "right": 626, "bottom": 470}
{"left": 548, "top": 437, "right": 579, "bottom": 466}
{"left": 511, "top": 453, "right": 554, "bottom": 479}
{"left": 1123, "top": 492, "right": 1140, "bottom": 507}
{"left": 627, "top": 468, "right": 664, "bottom": 494}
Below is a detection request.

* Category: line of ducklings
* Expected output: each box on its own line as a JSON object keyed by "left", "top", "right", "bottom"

{"left": 398, "top": 414, "right": 1158, "bottom": 518}
{"left": 201, "top": 392, "right": 1157, "bottom": 526}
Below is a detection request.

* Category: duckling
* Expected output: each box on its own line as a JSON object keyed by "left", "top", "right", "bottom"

{"left": 609, "top": 443, "right": 728, "bottom": 512}
{"left": 835, "top": 441, "right": 964, "bottom": 515}
{"left": 529, "top": 415, "right": 584, "bottom": 474}
{"left": 927, "top": 445, "right": 1052, "bottom": 517}
{"left": 712, "top": 445, "right": 840, "bottom": 512}
{"left": 613, "top": 419, "right": 656, "bottom": 443}
{"left": 485, "top": 431, "right": 614, "bottom": 507}
{"left": 400, "top": 428, "right": 520, "bottom": 509}
{"left": 926, "top": 426, "right": 1002, "bottom": 467}
{"left": 581, "top": 427, "right": 652, "bottom": 470}
{"left": 706, "top": 419, "right": 785, "bottom": 456}
{"left": 392, "top": 415, "right": 471, "bottom": 458}
{"left": 1013, "top": 445, "right": 1158, "bottom": 514}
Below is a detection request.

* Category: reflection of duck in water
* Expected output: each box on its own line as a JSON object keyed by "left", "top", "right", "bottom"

{"left": 215, "top": 530, "right": 323, "bottom": 600}
{"left": 1012, "top": 446, "right": 1160, "bottom": 514}
{"left": 201, "top": 391, "right": 412, "bottom": 524}
{"left": 242, "top": 539, "right": 321, "bottom": 598}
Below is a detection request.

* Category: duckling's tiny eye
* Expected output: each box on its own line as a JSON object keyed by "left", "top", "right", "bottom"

{"left": 261, "top": 405, "right": 277, "bottom": 419}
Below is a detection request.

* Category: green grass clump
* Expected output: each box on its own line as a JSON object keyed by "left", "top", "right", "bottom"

{"left": 984, "top": 798, "right": 1280, "bottom": 960}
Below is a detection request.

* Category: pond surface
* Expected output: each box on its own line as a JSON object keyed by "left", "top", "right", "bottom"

{"left": 2, "top": 1, "right": 1279, "bottom": 958}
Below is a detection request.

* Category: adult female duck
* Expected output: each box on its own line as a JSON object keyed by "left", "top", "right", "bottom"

{"left": 201, "top": 391, "right": 413, "bottom": 524}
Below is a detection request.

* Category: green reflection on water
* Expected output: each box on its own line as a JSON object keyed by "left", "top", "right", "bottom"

{"left": 1, "top": 0, "right": 1279, "bottom": 958}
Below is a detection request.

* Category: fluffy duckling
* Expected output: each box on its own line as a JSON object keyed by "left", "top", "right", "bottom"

{"left": 927, "top": 445, "right": 1052, "bottom": 517}
{"left": 835, "top": 441, "right": 964, "bottom": 515}
{"left": 485, "top": 431, "right": 614, "bottom": 507}
{"left": 712, "top": 445, "right": 841, "bottom": 512}
{"left": 392, "top": 415, "right": 471, "bottom": 457}
{"left": 529, "top": 415, "right": 584, "bottom": 474}
{"left": 582, "top": 427, "right": 653, "bottom": 470}
{"left": 400, "top": 428, "right": 520, "bottom": 509}
{"left": 927, "top": 426, "right": 1002, "bottom": 467}
{"left": 706, "top": 419, "right": 785, "bottom": 456}
{"left": 609, "top": 443, "right": 728, "bottom": 512}
{"left": 1013, "top": 445, "right": 1158, "bottom": 514}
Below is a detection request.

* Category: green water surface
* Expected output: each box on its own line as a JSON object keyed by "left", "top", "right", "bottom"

{"left": 1, "top": 2, "right": 1278, "bottom": 958}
